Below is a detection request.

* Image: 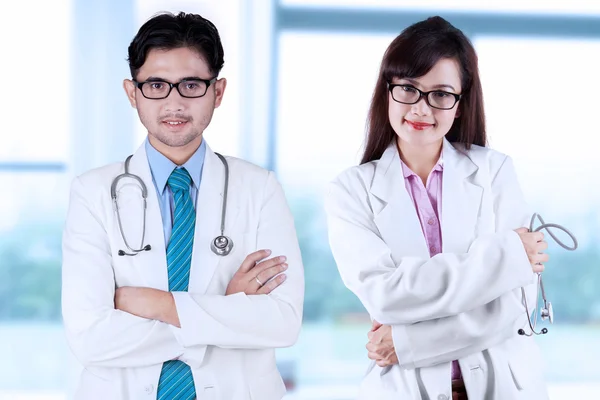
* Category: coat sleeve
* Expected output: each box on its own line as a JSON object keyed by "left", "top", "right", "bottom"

{"left": 169, "top": 171, "right": 304, "bottom": 349}
{"left": 62, "top": 177, "right": 184, "bottom": 369}
{"left": 390, "top": 155, "right": 539, "bottom": 368}
{"left": 325, "top": 156, "right": 535, "bottom": 326}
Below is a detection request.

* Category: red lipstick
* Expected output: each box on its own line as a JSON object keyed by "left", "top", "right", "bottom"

{"left": 405, "top": 119, "right": 434, "bottom": 130}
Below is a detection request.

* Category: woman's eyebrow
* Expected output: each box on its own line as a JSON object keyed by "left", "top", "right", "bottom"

{"left": 401, "top": 77, "right": 456, "bottom": 91}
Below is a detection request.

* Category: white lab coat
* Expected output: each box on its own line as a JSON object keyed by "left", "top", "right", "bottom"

{"left": 62, "top": 142, "right": 304, "bottom": 400}
{"left": 325, "top": 139, "right": 549, "bottom": 400}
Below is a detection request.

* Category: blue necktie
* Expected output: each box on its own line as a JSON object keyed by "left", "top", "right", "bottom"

{"left": 157, "top": 168, "right": 196, "bottom": 400}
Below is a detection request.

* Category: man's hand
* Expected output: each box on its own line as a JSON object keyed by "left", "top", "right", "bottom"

{"left": 366, "top": 320, "right": 398, "bottom": 367}
{"left": 225, "top": 249, "right": 288, "bottom": 295}
{"left": 115, "top": 287, "right": 180, "bottom": 328}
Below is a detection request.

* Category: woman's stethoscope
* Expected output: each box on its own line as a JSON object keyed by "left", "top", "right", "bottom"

{"left": 110, "top": 153, "right": 234, "bottom": 257}
{"left": 517, "top": 213, "right": 578, "bottom": 337}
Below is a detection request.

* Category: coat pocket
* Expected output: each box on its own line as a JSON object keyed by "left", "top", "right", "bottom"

{"left": 508, "top": 353, "right": 534, "bottom": 391}
{"left": 248, "top": 368, "right": 287, "bottom": 400}
{"left": 74, "top": 368, "right": 120, "bottom": 400}
{"left": 506, "top": 337, "right": 543, "bottom": 391}
{"left": 358, "top": 362, "right": 418, "bottom": 399}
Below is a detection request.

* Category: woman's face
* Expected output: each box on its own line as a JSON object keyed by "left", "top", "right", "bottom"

{"left": 388, "top": 58, "right": 462, "bottom": 149}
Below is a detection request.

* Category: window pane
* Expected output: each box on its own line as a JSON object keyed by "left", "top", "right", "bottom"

{"left": 0, "top": 172, "right": 68, "bottom": 321}
{"left": 0, "top": 172, "right": 69, "bottom": 395}
{"left": 477, "top": 37, "right": 600, "bottom": 393}
{"left": 477, "top": 37, "right": 600, "bottom": 226}
{"left": 276, "top": 33, "right": 392, "bottom": 188}
{"left": 0, "top": 1, "right": 70, "bottom": 163}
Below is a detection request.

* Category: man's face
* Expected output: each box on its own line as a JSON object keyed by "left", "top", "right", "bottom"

{"left": 124, "top": 47, "right": 226, "bottom": 150}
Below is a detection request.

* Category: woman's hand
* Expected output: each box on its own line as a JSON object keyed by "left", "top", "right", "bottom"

{"left": 366, "top": 320, "right": 399, "bottom": 367}
{"left": 514, "top": 228, "right": 549, "bottom": 273}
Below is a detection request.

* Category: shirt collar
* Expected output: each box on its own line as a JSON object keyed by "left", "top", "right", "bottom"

{"left": 400, "top": 151, "right": 444, "bottom": 178}
{"left": 145, "top": 137, "right": 206, "bottom": 193}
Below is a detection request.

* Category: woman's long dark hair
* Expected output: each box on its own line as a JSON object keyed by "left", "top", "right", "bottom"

{"left": 361, "top": 16, "right": 486, "bottom": 164}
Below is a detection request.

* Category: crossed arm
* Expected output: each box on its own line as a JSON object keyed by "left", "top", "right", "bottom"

{"left": 113, "top": 249, "right": 289, "bottom": 329}
{"left": 326, "top": 156, "right": 544, "bottom": 369}
{"left": 62, "top": 172, "right": 304, "bottom": 369}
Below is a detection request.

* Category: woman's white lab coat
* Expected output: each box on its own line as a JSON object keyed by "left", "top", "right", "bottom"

{"left": 325, "top": 139, "right": 548, "bottom": 400}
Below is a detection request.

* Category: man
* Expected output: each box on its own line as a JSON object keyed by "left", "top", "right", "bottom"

{"left": 62, "top": 12, "right": 304, "bottom": 400}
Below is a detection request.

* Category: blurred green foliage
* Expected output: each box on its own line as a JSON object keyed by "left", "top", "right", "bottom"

{"left": 0, "top": 197, "right": 598, "bottom": 324}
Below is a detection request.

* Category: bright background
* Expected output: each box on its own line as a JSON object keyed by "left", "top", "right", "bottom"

{"left": 1, "top": 0, "right": 599, "bottom": 399}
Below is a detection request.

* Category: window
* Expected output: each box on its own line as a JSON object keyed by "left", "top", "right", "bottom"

{"left": 477, "top": 37, "right": 600, "bottom": 384}
{"left": 0, "top": 1, "right": 71, "bottom": 398}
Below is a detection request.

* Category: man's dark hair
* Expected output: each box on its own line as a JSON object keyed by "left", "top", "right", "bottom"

{"left": 127, "top": 11, "right": 225, "bottom": 79}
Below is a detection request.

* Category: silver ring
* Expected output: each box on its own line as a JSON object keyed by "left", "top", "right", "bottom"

{"left": 255, "top": 276, "right": 263, "bottom": 286}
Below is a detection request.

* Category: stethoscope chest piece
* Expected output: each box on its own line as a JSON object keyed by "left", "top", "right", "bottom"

{"left": 211, "top": 235, "right": 233, "bottom": 256}
{"left": 541, "top": 302, "right": 553, "bottom": 323}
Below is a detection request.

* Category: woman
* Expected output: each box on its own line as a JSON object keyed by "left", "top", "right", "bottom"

{"left": 325, "top": 16, "right": 549, "bottom": 400}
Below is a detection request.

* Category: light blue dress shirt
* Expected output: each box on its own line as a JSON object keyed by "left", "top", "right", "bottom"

{"left": 145, "top": 138, "right": 206, "bottom": 245}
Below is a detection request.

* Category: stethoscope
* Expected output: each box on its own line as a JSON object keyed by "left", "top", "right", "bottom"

{"left": 517, "top": 213, "right": 578, "bottom": 336}
{"left": 110, "top": 153, "right": 233, "bottom": 257}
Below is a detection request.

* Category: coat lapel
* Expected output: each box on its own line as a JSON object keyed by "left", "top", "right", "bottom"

{"left": 188, "top": 145, "right": 239, "bottom": 294}
{"left": 370, "top": 144, "right": 430, "bottom": 259}
{"left": 440, "top": 139, "right": 483, "bottom": 254}
{"left": 120, "top": 143, "right": 169, "bottom": 290}
{"left": 369, "top": 139, "right": 483, "bottom": 261}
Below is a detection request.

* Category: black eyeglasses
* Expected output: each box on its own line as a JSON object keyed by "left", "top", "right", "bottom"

{"left": 388, "top": 83, "right": 462, "bottom": 110}
{"left": 133, "top": 77, "right": 217, "bottom": 99}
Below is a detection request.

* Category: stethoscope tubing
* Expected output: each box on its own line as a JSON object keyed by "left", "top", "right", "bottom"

{"left": 111, "top": 153, "right": 233, "bottom": 257}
